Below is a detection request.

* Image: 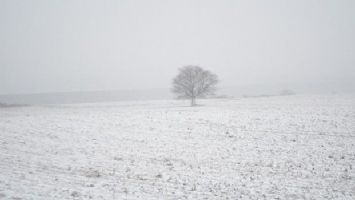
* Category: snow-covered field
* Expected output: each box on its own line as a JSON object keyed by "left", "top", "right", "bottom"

{"left": 0, "top": 95, "right": 354, "bottom": 200}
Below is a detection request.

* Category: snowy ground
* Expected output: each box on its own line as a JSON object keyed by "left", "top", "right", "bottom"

{"left": 0, "top": 95, "right": 354, "bottom": 200}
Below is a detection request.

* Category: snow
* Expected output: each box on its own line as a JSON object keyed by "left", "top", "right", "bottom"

{"left": 0, "top": 95, "right": 354, "bottom": 199}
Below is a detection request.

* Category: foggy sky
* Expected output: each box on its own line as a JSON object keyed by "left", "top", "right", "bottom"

{"left": 1, "top": 0, "right": 354, "bottom": 94}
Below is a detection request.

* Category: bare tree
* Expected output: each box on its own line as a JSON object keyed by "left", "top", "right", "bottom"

{"left": 280, "top": 89, "right": 295, "bottom": 96}
{"left": 172, "top": 66, "right": 218, "bottom": 106}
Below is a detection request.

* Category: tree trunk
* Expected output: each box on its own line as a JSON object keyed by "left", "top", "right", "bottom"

{"left": 190, "top": 97, "right": 196, "bottom": 106}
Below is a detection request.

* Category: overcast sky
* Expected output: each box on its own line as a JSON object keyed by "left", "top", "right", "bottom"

{"left": 0, "top": 0, "right": 354, "bottom": 94}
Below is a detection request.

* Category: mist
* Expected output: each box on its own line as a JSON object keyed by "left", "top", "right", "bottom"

{"left": 1, "top": 1, "right": 355, "bottom": 199}
{"left": 1, "top": 0, "right": 355, "bottom": 101}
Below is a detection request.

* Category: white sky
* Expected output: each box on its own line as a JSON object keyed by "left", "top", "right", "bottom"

{"left": 1, "top": 0, "right": 354, "bottom": 94}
